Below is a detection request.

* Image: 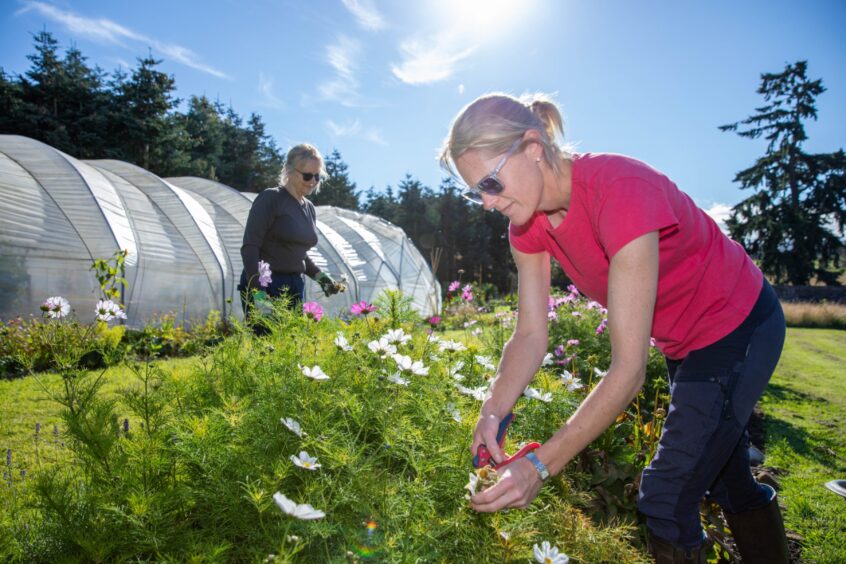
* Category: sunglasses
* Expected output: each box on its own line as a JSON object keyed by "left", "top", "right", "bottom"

{"left": 462, "top": 138, "right": 523, "bottom": 204}
{"left": 296, "top": 169, "right": 322, "bottom": 182}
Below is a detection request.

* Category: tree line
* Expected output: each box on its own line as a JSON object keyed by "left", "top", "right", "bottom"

{"left": 0, "top": 31, "right": 283, "bottom": 192}
{"left": 2, "top": 32, "right": 843, "bottom": 288}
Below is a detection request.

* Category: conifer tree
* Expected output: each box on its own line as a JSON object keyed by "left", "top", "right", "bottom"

{"left": 311, "top": 149, "right": 360, "bottom": 210}
{"left": 721, "top": 61, "right": 846, "bottom": 285}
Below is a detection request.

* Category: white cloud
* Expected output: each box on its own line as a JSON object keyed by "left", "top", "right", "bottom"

{"left": 364, "top": 129, "right": 387, "bottom": 145}
{"left": 341, "top": 0, "right": 386, "bottom": 31}
{"left": 17, "top": 1, "right": 230, "bottom": 79}
{"left": 326, "top": 119, "right": 361, "bottom": 137}
{"left": 457, "top": 83, "right": 465, "bottom": 95}
{"left": 258, "top": 73, "right": 286, "bottom": 109}
{"left": 391, "top": 34, "right": 476, "bottom": 85}
{"left": 326, "top": 119, "right": 387, "bottom": 146}
{"left": 704, "top": 202, "right": 732, "bottom": 234}
{"left": 318, "top": 35, "right": 364, "bottom": 106}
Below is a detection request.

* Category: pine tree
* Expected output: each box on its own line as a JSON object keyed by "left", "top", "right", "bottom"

{"left": 310, "top": 149, "right": 360, "bottom": 210}
{"left": 721, "top": 61, "right": 846, "bottom": 285}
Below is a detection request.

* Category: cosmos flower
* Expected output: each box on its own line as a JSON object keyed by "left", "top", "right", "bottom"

{"left": 448, "top": 280, "right": 460, "bottom": 292}
{"left": 475, "top": 355, "right": 496, "bottom": 372}
{"left": 447, "top": 402, "right": 462, "bottom": 423}
{"left": 368, "top": 338, "right": 397, "bottom": 358}
{"left": 290, "top": 450, "right": 321, "bottom": 470}
{"left": 384, "top": 328, "right": 411, "bottom": 345}
{"left": 387, "top": 372, "right": 409, "bottom": 386}
{"left": 334, "top": 333, "right": 353, "bottom": 351}
{"left": 594, "top": 367, "right": 608, "bottom": 379}
{"left": 523, "top": 387, "right": 553, "bottom": 403}
{"left": 455, "top": 383, "right": 490, "bottom": 402}
{"left": 41, "top": 296, "right": 70, "bottom": 318}
{"left": 392, "top": 354, "right": 429, "bottom": 376}
{"left": 560, "top": 371, "right": 584, "bottom": 392}
{"left": 95, "top": 299, "right": 127, "bottom": 322}
{"left": 350, "top": 300, "right": 377, "bottom": 316}
{"left": 281, "top": 417, "right": 304, "bottom": 437}
{"left": 302, "top": 301, "right": 323, "bottom": 322}
{"left": 464, "top": 472, "right": 479, "bottom": 497}
{"left": 439, "top": 340, "right": 466, "bottom": 353}
{"left": 272, "top": 492, "right": 325, "bottom": 520}
{"left": 533, "top": 541, "right": 569, "bottom": 564}
{"left": 299, "top": 364, "right": 330, "bottom": 380}
{"left": 427, "top": 315, "right": 441, "bottom": 327}
{"left": 542, "top": 353, "right": 554, "bottom": 366}
{"left": 258, "top": 260, "right": 272, "bottom": 288}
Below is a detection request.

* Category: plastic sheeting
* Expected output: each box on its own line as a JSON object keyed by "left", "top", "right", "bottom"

{"left": 0, "top": 135, "right": 441, "bottom": 326}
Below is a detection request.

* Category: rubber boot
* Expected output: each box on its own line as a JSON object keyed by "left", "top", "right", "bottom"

{"left": 647, "top": 530, "right": 709, "bottom": 564}
{"left": 723, "top": 494, "right": 790, "bottom": 564}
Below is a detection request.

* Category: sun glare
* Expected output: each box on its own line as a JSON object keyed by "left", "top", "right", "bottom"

{"left": 434, "top": 0, "right": 531, "bottom": 40}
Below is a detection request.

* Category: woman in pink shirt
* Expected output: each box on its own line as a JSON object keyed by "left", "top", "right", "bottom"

{"left": 440, "top": 93, "right": 788, "bottom": 564}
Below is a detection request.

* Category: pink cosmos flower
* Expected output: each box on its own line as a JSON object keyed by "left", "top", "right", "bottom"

{"left": 427, "top": 315, "right": 441, "bottom": 327}
{"left": 257, "top": 260, "right": 272, "bottom": 288}
{"left": 303, "top": 301, "right": 323, "bottom": 322}
{"left": 350, "top": 300, "right": 377, "bottom": 316}
{"left": 567, "top": 339, "right": 580, "bottom": 347}
{"left": 41, "top": 296, "right": 70, "bottom": 318}
{"left": 595, "top": 319, "right": 608, "bottom": 335}
{"left": 448, "top": 280, "right": 460, "bottom": 292}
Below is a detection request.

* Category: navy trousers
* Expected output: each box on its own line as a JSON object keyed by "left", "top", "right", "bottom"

{"left": 238, "top": 269, "right": 305, "bottom": 316}
{"left": 637, "top": 280, "right": 785, "bottom": 548}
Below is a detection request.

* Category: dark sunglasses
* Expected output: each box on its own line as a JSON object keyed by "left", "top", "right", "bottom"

{"left": 462, "top": 138, "right": 523, "bottom": 204}
{"left": 296, "top": 169, "right": 322, "bottom": 182}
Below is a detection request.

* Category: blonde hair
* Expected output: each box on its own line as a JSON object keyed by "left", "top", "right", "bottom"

{"left": 280, "top": 143, "right": 327, "bottom": 191}
{"left": 439, "top": 92, "right": 572, "bottom": 179}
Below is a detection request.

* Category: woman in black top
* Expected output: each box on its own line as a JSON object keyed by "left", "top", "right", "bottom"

{"left": 239, "top": 143, "right": 338, "bottom": 319}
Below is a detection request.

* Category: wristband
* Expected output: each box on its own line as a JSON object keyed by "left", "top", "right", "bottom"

{"left": 524, "top": 451, "right": 550, "bottom": 482}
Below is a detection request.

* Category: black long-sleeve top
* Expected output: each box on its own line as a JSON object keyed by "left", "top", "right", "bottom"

{"left": 240, "top": 187, "right": 320, "bottom": 287}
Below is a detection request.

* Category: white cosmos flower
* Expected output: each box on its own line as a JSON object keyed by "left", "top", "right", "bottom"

{"left": 334, "top": 332, "right": 353, "bottom": 351}
{"left": 281, "top": 417, "right": 304, "bottom": 437}
{"left": 290, "top": 450, "right": 321, "bottom": 470}
{"left": 533, "top": 540, "right": 569, "bottom": 564}
{"left": 272, "top": 492, "right": 325, "bottom": 520}
{"left": 464, "top": 472, "right": 479, "bottom": 497}
{"left": 368, "top": 338, "right": 397, "bottom": 357}
{"left": 42, "top": 296, "right": 71, "bottom": 318}
{"left": 449, "top": 361, "right": 465, "bottom": 376}
{"left": 439, "top": 340, "right": 466, "bottom": 352}
{"left": 475, "top": 355, "right": 496, "bottom": 371}
{"left": 524, "top": 387, "right": 553, "bottom": 403}
{"left": 542, "top": 353, "right": 554, "bottom": 366}
{"left": 387, "top": 372, "right": 409, "bottom": 386}
{"left": 560, "top": 371, "right": 584, "bottom": 392}
{"left": 392, "top": 354, "right": 429, "bottom": 376}
{"left": 594, "top": 367, "right": 608, "bottom": 379}
{"left": 451, "top": 372, "right": 466, "bottom": 382}
{"left": 383, "top": 328, "right": 411, "bottom": 345}
{"left": 455, "top": 383, "right": 490, "bottom": 402}
{"left": 447, "top": 402, "right": 462, "bottom": 423}
{"left": 299, "top": 364, "right": 330, "bottom": 380}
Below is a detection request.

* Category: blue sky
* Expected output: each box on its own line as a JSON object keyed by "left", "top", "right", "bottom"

{"left": 2, "top": 0, "right": 845, "bottom": 223}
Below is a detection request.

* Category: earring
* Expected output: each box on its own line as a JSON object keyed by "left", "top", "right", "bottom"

{"left": 536, "top": 157, "right": 541, "bottom": 163}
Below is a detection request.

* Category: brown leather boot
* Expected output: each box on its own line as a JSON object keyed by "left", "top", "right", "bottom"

{"left": 647, "top": 530, "right": 709, "bottom": 564}
{"left": 723, "top": 495, "right": 790, "bottom": 564}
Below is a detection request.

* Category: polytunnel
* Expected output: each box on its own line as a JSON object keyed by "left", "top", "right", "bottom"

{"left": 0, "top": 135, "right": 441, "bottom": 327}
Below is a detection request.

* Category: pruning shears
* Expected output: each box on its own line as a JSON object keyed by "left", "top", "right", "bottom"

{"left": 472, "top": 412, "right": 541, "bottom": 470}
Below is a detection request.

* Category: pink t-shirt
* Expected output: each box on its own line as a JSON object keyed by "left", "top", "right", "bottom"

{"left": 509, "top": 153, "right": 762, "bottom": 359}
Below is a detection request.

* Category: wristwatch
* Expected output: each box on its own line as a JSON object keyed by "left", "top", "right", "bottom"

{"left": 525, "top": 451, "right": 550, "bottom": 482}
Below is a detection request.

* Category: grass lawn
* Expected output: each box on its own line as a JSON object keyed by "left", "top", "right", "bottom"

{"left": 760, "top": 328, "right": 846, "bottom": 563}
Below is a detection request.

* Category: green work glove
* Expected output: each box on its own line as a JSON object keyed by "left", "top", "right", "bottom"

{"left": 317, "top": 272, "right": 339, "bottom": 296}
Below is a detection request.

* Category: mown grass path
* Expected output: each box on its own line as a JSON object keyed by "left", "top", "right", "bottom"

{"left": 761, "top": 328, "right": 846, "bottom": 563}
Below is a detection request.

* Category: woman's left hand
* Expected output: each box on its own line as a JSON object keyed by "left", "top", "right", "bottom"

{"left": 469, "top": 457, "right": 544, "bottom": 512}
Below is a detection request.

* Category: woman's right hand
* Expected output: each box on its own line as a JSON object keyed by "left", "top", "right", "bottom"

{"left": 471, "top": 412, "right": 508, "bottom": 465}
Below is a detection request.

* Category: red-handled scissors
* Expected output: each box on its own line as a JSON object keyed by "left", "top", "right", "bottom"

{"left": 473, "top": 412, "right": 541, "bottom": 470}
